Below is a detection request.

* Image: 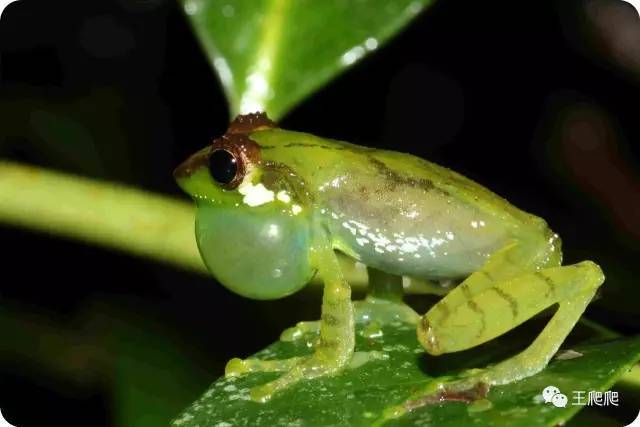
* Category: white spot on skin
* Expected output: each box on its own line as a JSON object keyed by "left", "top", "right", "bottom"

{"left": 399, "top": 242, "right": 419, "bottom": 253}
{"left": 348, "top": 220, "right": 369, "bottom": 235}
{"left": 267, "top": 224, "right": 279, "bottom": 238}
{"left": 406, "top": 210, "right": 419, "bottom": 219}
{"left": 342, "top": 221, "right": 357, "bottom": 235}
{"left": 276, "top": 190, "right": 291, "bottom": 203}
{"left": 238, "top": 181, "right": 274, "bottom": 206}
{"left": 356, "top": 237, "right": 370, "bottom": 246}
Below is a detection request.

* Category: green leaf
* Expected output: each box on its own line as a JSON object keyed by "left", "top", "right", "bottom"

{"left": 172, "top": 320, "right": 640, "bottom": 426}
{"left": 180, "top": 0, "right": 434, "bottom": 120}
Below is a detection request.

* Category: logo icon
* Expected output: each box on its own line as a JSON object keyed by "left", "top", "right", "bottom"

{"left": 0, "top": 408, "right": 15, "bottom": 427}
{"left": 0, "top": 0, "right": 20, "bottom": 20}
{"left": 542, "top": 385, "right": 568, "bottom": 408}
{"left": 623, "top": 0, "right": 640, "bottom": 15}
{"left": 624, "top": 410, "right": 640, "bottom": 427}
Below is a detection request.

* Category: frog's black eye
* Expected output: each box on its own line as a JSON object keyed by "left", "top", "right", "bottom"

{"left": 208, "top": 149, "right": 238, "bottom": 185}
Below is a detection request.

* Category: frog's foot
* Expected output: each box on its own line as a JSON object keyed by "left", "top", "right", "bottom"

{"left": 226, "top": 350, "right": 387, "bottom": 402}
{"left": 354, "top": 295, "right": 420, "bottom": 325}
{"left": 225, "top": 356, "right": 305, "bottom": 376}
{"left": 225, "top": 351, "right": 351, "bottom": 403}
{"left": 280, "top": 321, "right": 320, "bottom": 342}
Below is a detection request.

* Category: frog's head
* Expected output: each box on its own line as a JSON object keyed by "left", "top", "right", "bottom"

{"left": 174, "top": 113, "right": 316, "bottom": 300}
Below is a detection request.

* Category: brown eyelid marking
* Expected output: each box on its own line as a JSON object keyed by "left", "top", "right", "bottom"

{"left": 174, "top": 112, "right": 275, "bottom": 183}
{"left": 228, "top": 112, "right": 277, "bottom": 134}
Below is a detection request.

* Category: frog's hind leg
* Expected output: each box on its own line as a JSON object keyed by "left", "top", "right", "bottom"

{"left": 424, "top": 238, "right": 561, "bottom": 330}
{"left": 416, "top": 259, "right": 604, "bottom": 396}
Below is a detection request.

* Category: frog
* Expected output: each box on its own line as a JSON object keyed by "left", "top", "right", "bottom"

{"left": 173, "top": 112, "right": 604, "bottom": 407}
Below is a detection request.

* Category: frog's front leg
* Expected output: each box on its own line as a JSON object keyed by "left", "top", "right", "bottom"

{"left": 407, "top": 240, "right": 604, "bottom": 410}
{"left": 225, "top": 241, "right": 355, "bottom": 403}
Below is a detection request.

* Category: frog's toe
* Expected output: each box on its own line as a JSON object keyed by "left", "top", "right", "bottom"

{"left": 354, "top": 296, "right": 420, "bottom": 325}
{"left": 224, "top": 356, "right": 304, "bottom": 377}
{"left": 249, "top": 383, "right": 276, "bottom": 403}
{"left": 224, "top": 357, "right": 248, "bottom": 377}
{"left": 280, "top": 320, "right": 321, "bottom": 342}
{"left": 246, "top": 355, "right": 343, "bottom": 403}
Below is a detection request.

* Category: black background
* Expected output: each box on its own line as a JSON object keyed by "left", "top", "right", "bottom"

{"left": 1, "top": 0, "right": 639, "bottom": 425}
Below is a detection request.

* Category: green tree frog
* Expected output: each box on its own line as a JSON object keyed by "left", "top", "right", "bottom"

{"left": 174, "top": 113, "right": 604, "bottom": 406}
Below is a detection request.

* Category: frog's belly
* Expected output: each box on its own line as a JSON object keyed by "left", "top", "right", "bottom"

{"left": 325, "top": 205, "right": 509, "bottom": 280}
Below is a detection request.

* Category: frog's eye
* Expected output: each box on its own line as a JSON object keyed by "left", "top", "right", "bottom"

{"left": 209, "top": 149, "right": 240, "bottom": 187}
{"left": 206, "top": 133, "right": 259, "bottom": 189}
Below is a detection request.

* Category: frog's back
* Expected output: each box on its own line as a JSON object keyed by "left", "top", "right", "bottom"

{"left": 253, "top": 129, "right": 547, "bottom": 280}
{"left": 371, "top": 148, "right": 542, "bottom": 228}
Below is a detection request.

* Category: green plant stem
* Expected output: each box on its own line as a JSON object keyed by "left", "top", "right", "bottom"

{"left": 0, "top": 160, "right": 205, "bottom": 273}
